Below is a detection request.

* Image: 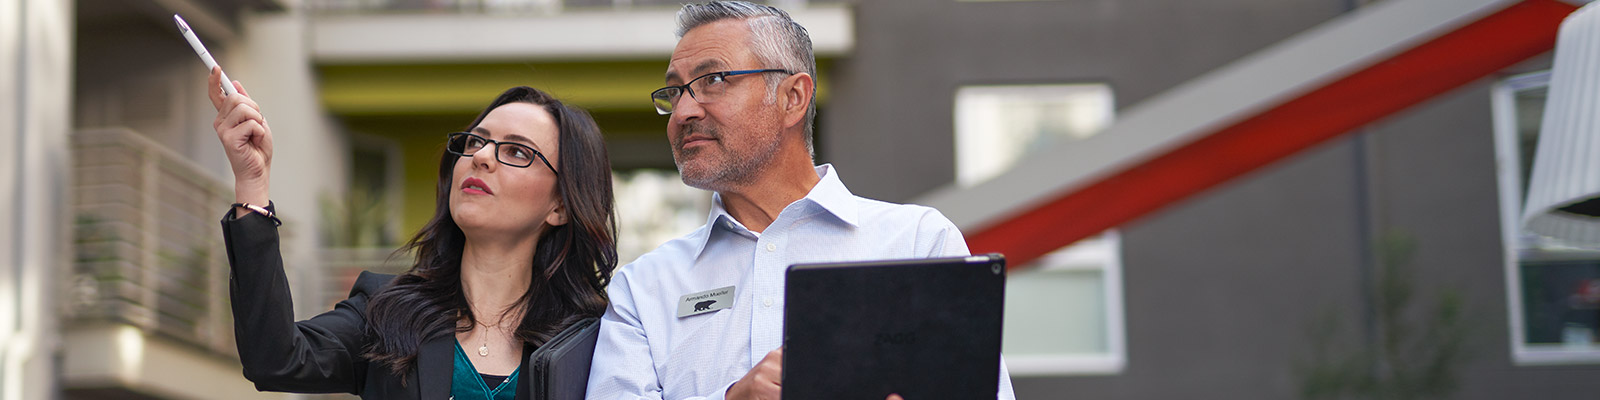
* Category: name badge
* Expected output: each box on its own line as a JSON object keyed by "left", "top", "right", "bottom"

{"left": 677, "top": 286, "right": 735, "bottom": 318}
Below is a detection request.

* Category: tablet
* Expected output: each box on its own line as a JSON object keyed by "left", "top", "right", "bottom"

{"left": 783, "top": 254, "right": 1006, "bottom": 399}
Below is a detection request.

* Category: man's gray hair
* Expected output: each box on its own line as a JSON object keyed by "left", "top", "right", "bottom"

{"left": 677, "top": 1, "right": 818, "bottom": 156}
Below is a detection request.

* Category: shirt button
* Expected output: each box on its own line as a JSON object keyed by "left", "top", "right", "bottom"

{"left": 765, "top": 243, "right": 777, "bottom": 252}
{"left": 763, "top": 297, "right": 774, "bottom": 307}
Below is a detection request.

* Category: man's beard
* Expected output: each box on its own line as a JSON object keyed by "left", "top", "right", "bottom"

{"left": 673, "top": 120, "right": 781, "bottom": 192}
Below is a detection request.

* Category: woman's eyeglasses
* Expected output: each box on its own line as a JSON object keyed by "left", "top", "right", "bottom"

{"left": 446, "top": 132, "right": 558, "bottom": 176}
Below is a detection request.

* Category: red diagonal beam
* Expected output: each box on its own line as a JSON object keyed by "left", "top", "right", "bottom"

{"left": 969, "top": 0, "right": 1578, "bottom": 268}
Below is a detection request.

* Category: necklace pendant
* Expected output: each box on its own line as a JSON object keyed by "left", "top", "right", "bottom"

{"left": 478, "top": 344, "right": 489, "bottom": 357}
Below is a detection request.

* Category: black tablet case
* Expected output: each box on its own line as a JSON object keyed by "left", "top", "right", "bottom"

{"left": 529, "top": 317, "right": 600, "bottom": 400}
{"left": 783, "top": 254, "right": 1007, "bottom": 400}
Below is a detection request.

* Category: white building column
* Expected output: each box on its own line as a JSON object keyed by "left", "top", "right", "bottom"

{"left": 231, "top": 7, "right": 347, "bottom": 318}
{"left": 0, "top": 0, "right": 71, "bottom": 399}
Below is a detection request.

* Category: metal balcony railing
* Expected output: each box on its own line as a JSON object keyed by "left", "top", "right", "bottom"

{"left": 317, "top": 247, "right": 412, "bottom": 309}
{"left": 69, "top": 128, "right": 236, "bottom": 356}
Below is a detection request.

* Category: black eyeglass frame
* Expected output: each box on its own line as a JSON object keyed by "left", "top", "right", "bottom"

{"left": 445, "top": 132, "right": 559, "bottom": 176}
{"left": 650, "top": 68, "right": 793, "bottom": 115}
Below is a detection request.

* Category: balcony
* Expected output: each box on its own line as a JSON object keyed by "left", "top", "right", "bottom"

{"left": 64, "top": 128, "right": 281, "bottom": 400}
{"left": 316, "top": 247, "right": 412, "bottom": 309}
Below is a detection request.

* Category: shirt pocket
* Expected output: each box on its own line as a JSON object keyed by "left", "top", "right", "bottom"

{"left": 659, "top": 306, "right": 747, "bottom": 398}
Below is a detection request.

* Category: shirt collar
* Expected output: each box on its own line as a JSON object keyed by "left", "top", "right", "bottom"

{"left": 688, "top": 164, "right": 860, "bottom": 259}
{"left": 804, "top": 164, "right": 861, "bottom": 227}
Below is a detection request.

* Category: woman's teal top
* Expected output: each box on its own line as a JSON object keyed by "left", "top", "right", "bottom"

{"left": 451, "top": 341, "right": 520, "bottom": 400}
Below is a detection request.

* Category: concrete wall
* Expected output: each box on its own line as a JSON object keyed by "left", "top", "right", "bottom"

{"left": 1356, "top": 78, "right": 1600, "bottom": 399}
{"left": 1011, "top": 71, "right": 1600, "bottom": 400}
{"left": 824, "top": 0, "right": 1348, "bottom": 202}
{"left": 0, "top": 0, "right": 73, "bottom": 398}
{"left": 75, "top": 2, "right": 225, "bottom": 174}
{"left": 826, "top": 0, "right": 1600, "bottom": 398}
{"left": 234, "top": 8, "right": 353, "bottom": 319}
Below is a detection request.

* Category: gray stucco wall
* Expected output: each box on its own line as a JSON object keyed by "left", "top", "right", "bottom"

{"left": 1014, "top": 82, "right": 1600, "bottom": 398}
{"left": 1355, "top": 81, "right": 1600, "bottom": 399}
{"left": 821, "top": 0, "right": 1600, "bottom": 398}
{"left": 822, "top": 0, "right": 1348, "bottom": 202}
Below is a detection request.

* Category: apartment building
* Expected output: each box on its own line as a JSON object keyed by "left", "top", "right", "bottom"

{"left": 1, "top": 0, "right": 1596, "bottom": 398}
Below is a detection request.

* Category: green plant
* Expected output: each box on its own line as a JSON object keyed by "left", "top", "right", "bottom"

{"left": 319, "top": 186, "right": 395, "bottom": 248}
{"left": 1296, "top": 231, "right": 1476, "bottom": 400}
{"left": 71, "top": 213, "right": 123, "bottom": 314}
{"left": 74, "top": 213, "right": 120, "bottom": 264}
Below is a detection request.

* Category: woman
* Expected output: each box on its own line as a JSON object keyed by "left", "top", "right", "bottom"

{"left": 210, "top": 67, "right": 617, "bottom": 399}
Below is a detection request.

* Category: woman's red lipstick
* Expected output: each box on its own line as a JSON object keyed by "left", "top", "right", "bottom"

{"left": 461, "top": 177, "right": 492, "bottom": 195}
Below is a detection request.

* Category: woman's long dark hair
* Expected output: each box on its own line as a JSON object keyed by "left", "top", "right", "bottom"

{"left": 363, "top": 86, "right": 617, "bottom": 378}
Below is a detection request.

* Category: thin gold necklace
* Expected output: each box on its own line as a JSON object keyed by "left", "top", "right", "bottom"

{"left": 475, "top": 318, "right": 501, "bottom": 357}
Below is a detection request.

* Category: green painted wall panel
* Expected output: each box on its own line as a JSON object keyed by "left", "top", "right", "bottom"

{"left": 325, "top": 59, "right": 831, "bottom": 234}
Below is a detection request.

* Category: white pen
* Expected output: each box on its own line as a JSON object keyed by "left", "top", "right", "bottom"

{"left": 175, "top": 14, "right": 238, "bottom": 96}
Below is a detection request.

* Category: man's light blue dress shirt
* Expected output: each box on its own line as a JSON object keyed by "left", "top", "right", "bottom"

{"left": 587, "top": 165, "right": 1017, "bottom": 400}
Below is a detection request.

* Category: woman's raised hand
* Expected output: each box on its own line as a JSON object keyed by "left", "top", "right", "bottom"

{"left": 208, "top": 66, "right": 273, "bottom": 209}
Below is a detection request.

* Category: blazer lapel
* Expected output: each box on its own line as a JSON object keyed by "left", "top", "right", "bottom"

{"left": 515, "top": 345, "right": 533, "bottom": 400}
{"left": 418, "top": 332, "right": 454, "bottom": 399}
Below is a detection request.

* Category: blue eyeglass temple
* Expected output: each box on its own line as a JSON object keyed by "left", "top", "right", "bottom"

{"left": 653, "top": 69, "right": 790, "bottom": 111}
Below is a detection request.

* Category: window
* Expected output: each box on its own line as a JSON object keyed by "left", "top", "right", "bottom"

{"left": 327, "top": 134, "right": 404, "bottom": 248}
{"left": 955, "top": 83, "right": 1125, "bottom": 375}
{"left": 1493, "top": 71, "right": 1600, "bottom": 365}
{"left": 1000, "top": 232, "right": 1127, "bottom": 375}
{"left": 955, "top": 84, "right": 1113, "bottom": 187}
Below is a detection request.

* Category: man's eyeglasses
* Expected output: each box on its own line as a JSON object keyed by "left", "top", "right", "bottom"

{"left": 446, "top": 132, "right": 558, "bottom": 175}
{"left": 651, "top": 69, "right": 792, "bottom": 115}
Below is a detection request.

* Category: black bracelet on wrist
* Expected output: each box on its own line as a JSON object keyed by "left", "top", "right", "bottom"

{"left": 232, "top": 201, "right": 281, "bottom": 226}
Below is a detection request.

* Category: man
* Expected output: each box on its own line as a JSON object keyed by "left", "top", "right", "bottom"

{"left": 586, "top": 2, "right": 1017, "bottom": 399}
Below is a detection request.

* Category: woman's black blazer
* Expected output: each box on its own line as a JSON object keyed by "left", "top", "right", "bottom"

{"left": 222, "top": 210, "right": 540, "bottom": 400}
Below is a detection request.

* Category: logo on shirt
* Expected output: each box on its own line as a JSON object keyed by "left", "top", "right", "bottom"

{"left": 677, "top": 286, "right": 735, "bottom": 318}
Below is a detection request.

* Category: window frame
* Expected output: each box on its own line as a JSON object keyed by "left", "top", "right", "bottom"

{"left": 1492, "top": 70, "right": 1600, "bottom": 365}
{"left": 1002, "top": 231, "right": 1129, "bottom": 376}
{"left": 953, "top": 82, "right": 1127, "bottom": 375}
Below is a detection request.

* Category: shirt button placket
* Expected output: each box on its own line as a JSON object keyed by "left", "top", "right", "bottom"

{"left": 752, "top": 233, "right": 785, "bottom": 359}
